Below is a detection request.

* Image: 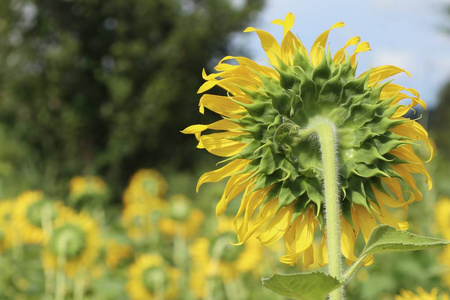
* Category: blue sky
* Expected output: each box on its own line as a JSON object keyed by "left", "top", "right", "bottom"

{"left": 231, "top": 0, "right": 450, "bottom": 108}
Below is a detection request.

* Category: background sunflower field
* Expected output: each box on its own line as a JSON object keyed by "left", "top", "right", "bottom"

{"left": 0, "top": 0, "right": 450, "bottom": 299}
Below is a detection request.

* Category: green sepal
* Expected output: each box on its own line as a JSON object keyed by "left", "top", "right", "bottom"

{"left": 269, "top": 90, "right": 293, "bottom": 116}
{"left": 262, "top": 272, "right": 342, "bottom": 300}
{"left": 278, "top": 179, "right": 307, "bottom": 208}
{"left": 347, "top": 178, "right": 370, "bottom": 210}
{"left": 291, "top": 196, "right": 312, "bottom": 221}
{"left": 302, "top": 179, "right": 324, "bottom": 209}
{"left": 293, "top": 51, "right": 314, "bottom": 75}
{"left": 295, "top": 67, "right": 317, "bottom": 102}
{"left": 318, "top": 65, "right": 344, "bottom": 103}
{"left": 312, "top": 51, "right": 332, "bottom": 88}
{"left": 343, "top": 71, "right": 368, "bottom": 98}
{"left": 274, "top": 56, "right": 300, "bottom": 89}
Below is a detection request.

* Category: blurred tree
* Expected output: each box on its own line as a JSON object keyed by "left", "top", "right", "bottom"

{"left": 0, "top": 0, "right": 264, "bottom": 197}
{"left": 429, "top": 82, "right": 450, "bottom": 159}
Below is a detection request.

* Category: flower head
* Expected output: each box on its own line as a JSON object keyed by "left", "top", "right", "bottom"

{"left": 184, "top": 13, "right": 432, "bottom": 266}
{"left": 126, "top": 254, "right": 180, "bottom": 300}
{"left": 14, "top": 191, "right": 73, "bottom": 245}
{"left": 395, "top": 287, "right": 449, "bottom": 300}
{"left": 69, "top": 175, "right": 110, "bottom": 208}
{"left": 43, "top": 210, "right": 101, "bottom": 277}
{"left": 158, "top": 194, "right": 205, "bottom": 238}
{"left": 123, "top": 169, "right": 168, "bottom": 206}
{"left": 189, "top": 217, "right": 263, "bottom": 298}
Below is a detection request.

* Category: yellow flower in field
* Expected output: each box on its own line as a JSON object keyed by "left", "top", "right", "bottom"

{"left": 123, "top": 169, "right": 168, "bottom": 206}
{"left": 189, "top": 218, "right": 263, "bottom": 298}
{"left": 121, "top": 200, "right": 166, "bottom": 242}
{"left": 126, "top": 254, "right": 180, "bottom": 300}
{"left": 105, "top": 239, "right": 133, "bottom": 269}
{"left": 159, "top": 194, "right": 205, "bottom": 238}
{"left": 14, "top": 191, "right": 73, "bottom": 245}
{"left": 439, "top": 244, "right": 450, "bottom": 287}
{"left": 395, "top": 287, "right": 449, "bottom": 300}
{"left": 43, "top": 210, "right": 101, "bottom": 277}
{"left": 0, "top": 200, "right": 15, "bottom": 251}
{"left": 69, "top": 175, "right": 110, "bottom": 207}
{"left": 183, "top": 13, "right": 432, "bottom": 266}
{"left": 435, "top": 197, "right": 450, "bottom": 240}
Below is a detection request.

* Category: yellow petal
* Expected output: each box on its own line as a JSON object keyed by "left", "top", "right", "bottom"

{"left": 281, "top": 31, "right": 309, "bottom": 65}
{"left": 373, "top": 185, "right": 413, "bottom": 208}
{"left": 341, "top": 217, "right": 358, "bottom": 261}
{"left": 198, "top": 94, "right": 246, "bottom": 117}
{"left": 333, "top": 36, "right": 360, "bottom": 64}
{"left": 199, "top": 132, "right": 247, "bottom": 157}
{"left": 351, "top": 204, "right": 377, "bottom": 242}
{"left": 359, "top": 65, "right": 411, "bottom": 87}
{"left": 219, "top": 56, "right": 279, "bottom": 79}
{"left": 244, "top": 27, "right": 281, "bottom": 67}
{"left": 258, "top": 204, "right": 293, "bottom": 246}
{"left": 370, "top": 200, "right": 409, "bottom": 231}
{"left": 310, "top": 22, "right": 345, "bottom": 66}
{"left": 216, "top": 173, "right": 252, "bottom": 216}
{"left": 391, "top": 121, "right": 433, "bottom": 162}
{"left": 196, "top": 159, "right": 249, "bottom": 192}
{"left": 235, "top": 187, "right": 269, "bottom": 243}
{"left": 271, "top": 12, "right": 295, "bottom": 37}
{"left": 350, "top": 41, "right": 371, "bottom": 66}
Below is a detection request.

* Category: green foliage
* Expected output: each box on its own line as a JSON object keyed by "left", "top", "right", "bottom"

{"left": 361, "top": 225, "right": 449, "bottom": 257}
{"left": 262, "top": 272, "right": 341, "bottom": 300}
{"left": 0, "top": 0, "right": 264, "bottom": 197}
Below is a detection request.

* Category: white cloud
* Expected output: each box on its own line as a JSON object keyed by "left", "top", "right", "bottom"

{"left": 372, "top": 50, "right": 417, "bottom": 74}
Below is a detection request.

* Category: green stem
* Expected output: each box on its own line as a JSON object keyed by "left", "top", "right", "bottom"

{"left": 308, "top": 119, "right": 343, "bottom": 300}
{"left": 343, "top": 255, "right": 366, "bottom": 284}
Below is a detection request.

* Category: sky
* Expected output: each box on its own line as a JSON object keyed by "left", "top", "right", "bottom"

{"left": 231, "top": 0, "right": 450, "bottom": 108}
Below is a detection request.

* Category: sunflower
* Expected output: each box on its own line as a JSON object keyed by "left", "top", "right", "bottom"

{"left": 69, "top": 175, "right": 110, "bottom": 208}
{"left": 123, "top": 169, "right": 168, "bottom": 206}
{"left": 43, "top": 210, "right": 101, "bottom": 277}
{"left": 105, "top": 238, "right": 133, "bottom": 269}
{"left": 0, "top": 200, "right": 15, "bottom": 252}
{"left": 183, "top": 12, "right": 432, "bottom": 266}
{"left": 14, "top": 191, "right": 73, "bottom": 245}
{"left": 189, "top": 217, "right": 263, "bottom": 298}
{"left": 395, "top": 288, "right": 449, "bottom": 300}
{"left": 158, "top": 194, "right": 205, "bottom": 238}
{"left": 126, "top": 254, "right": 180, "bottom": 300}
{"left": 435, "top": 197, "right": 450, "bottom": 240}
{"left": 121, "top": 200, "right": 166, "bottom": 242}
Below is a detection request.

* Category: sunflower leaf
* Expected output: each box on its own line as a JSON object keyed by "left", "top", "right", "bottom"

{"left": 361, "top": 225, "right": 450, "bottom": 257}
{"left": 261, "top": 272, "right": 342, "bottom": 300}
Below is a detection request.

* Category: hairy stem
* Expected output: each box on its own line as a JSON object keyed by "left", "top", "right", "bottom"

{"left": 309, "top": 119, "right": 343, "bottom": 300}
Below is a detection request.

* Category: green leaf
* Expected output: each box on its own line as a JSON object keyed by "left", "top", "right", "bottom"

{"left": 262, "top": 272, "right": 341, "bottom": 300}
{"left": 361, "top": 225, "right": 450, "bottom": 257}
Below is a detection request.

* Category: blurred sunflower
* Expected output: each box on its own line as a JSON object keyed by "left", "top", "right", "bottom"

{"left": 158, "top": 194, "right": 205, "bottom": 238}
{"left": 123, "top": 169, "right": 168, "bottom": 206}
{"left": 183, "top": 12, "right": 432, "bottom": 266}
{"left": 395, "top": 287, "right": 449, "bottom": 300}
{"left": 0, "top": 200, "right": 15, "bottom": 252}
{"left": 69, "top": 175, "right": 110, "bottom": 208}
{"left": 435, "top": 197, "right": 450, "bottom": 240}
{"left": 440, "top": 245, "right": 450, "bottom": 287}
{"left": 43, "top": 210, "right": 101, "bottom": 277}
{"left": 121, "top": 200, "right": 166, "bottom": 242}
{"left": 126, "top": 254, "right": 180, "bottom": 300}
{"left": 189, "top": 218, "right": 263, "bottom": 298}
{"left": 14, "top": 191, "right": 72, "bottom": 245}
{"left": 105, "top": 239, "right": 133, "bottom": 269}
